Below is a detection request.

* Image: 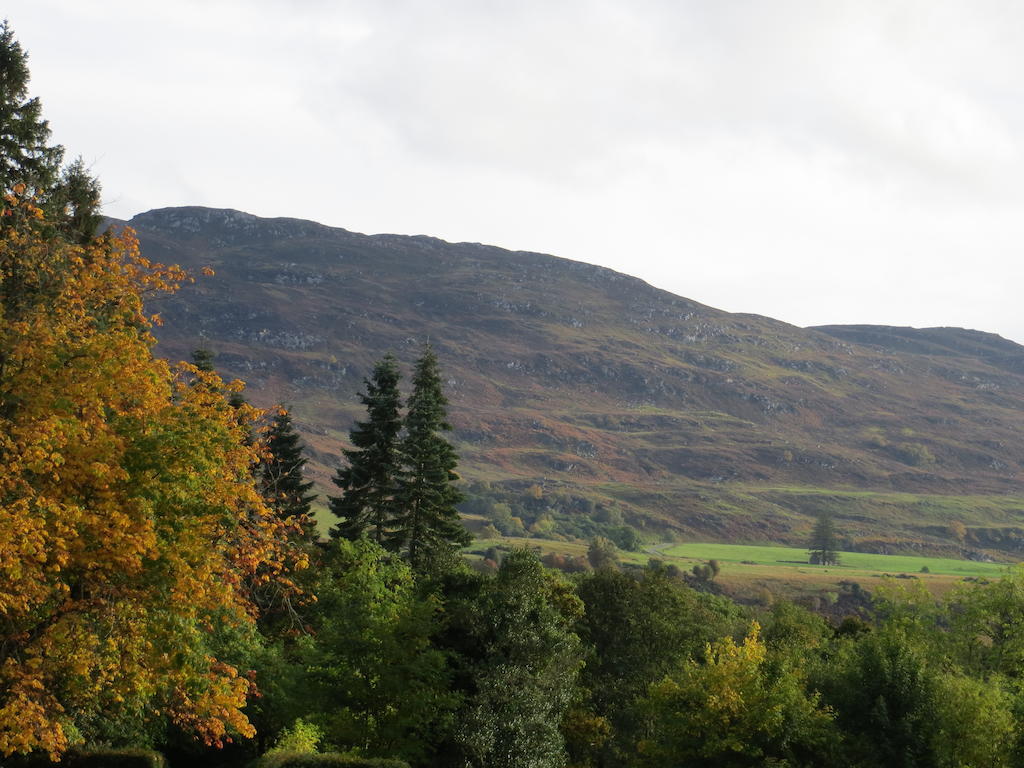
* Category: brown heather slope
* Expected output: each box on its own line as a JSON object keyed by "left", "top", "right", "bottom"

{"left": 130, "top": 206, "right": 1024, "bottom": 558}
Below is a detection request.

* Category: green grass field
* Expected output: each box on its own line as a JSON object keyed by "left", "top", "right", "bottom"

{"left": 660, "top": 541, "right": 1012, "bottom": 578}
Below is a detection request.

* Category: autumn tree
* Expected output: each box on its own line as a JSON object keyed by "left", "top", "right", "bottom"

{"left": 329, "top": 353, "right": 403, "bottom": 543}
{"left": 637, "top": 623, "right": 839, "bottom": 767}
{"left": 394, "top": 345, "right": 470, "bottom": 571}
{"left": 0, "top": 197, "right": 305, "bottom": 758}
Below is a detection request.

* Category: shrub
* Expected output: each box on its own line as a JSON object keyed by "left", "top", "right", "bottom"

{"left": 268, "top": 719, "right": 323, "bottom": 755}
{"left": 252, "top": 753, "right": 409, "bottom": 768}
{"left": 5, "top": 750, "right": 168, "bottom": 768}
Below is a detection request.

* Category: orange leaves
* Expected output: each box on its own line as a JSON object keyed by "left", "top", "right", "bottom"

{"left": 0, "top": 198, "right": 305, "bottom": 756}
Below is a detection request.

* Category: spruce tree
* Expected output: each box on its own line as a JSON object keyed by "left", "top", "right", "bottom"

{"left": 330, "top": 354, "right": 403, "bottom": 544}
{"left": 0, "top": 21, "right": 62, "bottom": 197}
{"left": 262, "top": 408, "right": 317, "bottom": 531}
{"left": 0, "top": 22, "right": 100, "bottom": 241}
{"left": 395, "top": 345, "right": 470, "bottom": 570}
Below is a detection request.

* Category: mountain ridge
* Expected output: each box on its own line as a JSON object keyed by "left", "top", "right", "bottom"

{"left": 130, "top": 206, "right": 1024, "bottom": 557}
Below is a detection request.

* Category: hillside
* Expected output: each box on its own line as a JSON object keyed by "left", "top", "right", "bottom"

{"left": 130, "top": 206, "right": 1024, "bottom": 557}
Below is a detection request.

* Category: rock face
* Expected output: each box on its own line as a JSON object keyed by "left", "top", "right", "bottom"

{"left": 131, "top": 206, "right": 1024, "bottom": 553}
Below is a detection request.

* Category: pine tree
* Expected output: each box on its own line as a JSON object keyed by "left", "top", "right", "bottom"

{"left": 808, "top": 512, "right": 840, "bottom": 566}
{"left": 394, "top": 345, "right": 470, "bottom": 571}
{"left": 330, "top": 354, "right": 403, "bottom": 544}
{"left": 262, "top": 408, "right": 317, "bottom": 530}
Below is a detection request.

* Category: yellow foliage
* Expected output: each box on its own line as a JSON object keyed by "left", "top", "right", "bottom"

{"left": 637, "top": 621, "right": 834, "bottom": 766}
{"left": 0, "top": 199, "right": 305, "bottom": 757}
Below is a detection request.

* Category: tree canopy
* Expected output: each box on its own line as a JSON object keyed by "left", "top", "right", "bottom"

{"left": 0, "top": 196, "right": 307, "bottom": 757}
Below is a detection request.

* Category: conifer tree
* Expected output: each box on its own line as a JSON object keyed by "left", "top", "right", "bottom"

{"left": 0, "top": 23, "right": 100, "bottom": 241}
{"left": 262, "top": 408, "right": 317, "bottom": 530}
{"left": 192, "top": 347, "right": 215, "bottom": 371}
{"left": 330, "top": 354, "right": 403, "bottom": 544}
{"left": 394, "top": 345, "right": 470, "bottom": 570}
{"left": 808, "top": 512, "right": 840, "bottom": 566}
{"left": 0, "top": 21, "right": 62, "bottom": 198}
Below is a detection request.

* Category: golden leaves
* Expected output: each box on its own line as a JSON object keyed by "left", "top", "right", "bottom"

{"left": 0, "top": 198, "right": 304, "bottom": 757}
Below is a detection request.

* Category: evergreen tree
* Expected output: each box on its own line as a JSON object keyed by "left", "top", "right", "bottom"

{"left": 192, "top": 347, "right": 215, "bottom": 371}
{"left": 808, "top": 512, "right": 840, "bottom": 566}
{"left": 395, "top": 345, "right": 470, "bottom": 571}
{"left": 330, "top": 354, "right": 403, "bottom": 544}
{"left": 0, "top": 23, "right": 100, "bottom": 241}
{"left": 262, "top": 408, "right": 317, "bottom": 529}
{"left": 0, "top": 21, "right": 62, "bottom": 198}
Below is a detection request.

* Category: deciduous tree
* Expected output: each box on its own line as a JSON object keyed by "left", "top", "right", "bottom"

{"left": 451, "top": 550, "right": 583, "bottom": 768}
{"left": 637, "top": 623, "right": 838, "bottom": 767}
{"left": 0, "top": 198, "right": 304, "bottom": 758}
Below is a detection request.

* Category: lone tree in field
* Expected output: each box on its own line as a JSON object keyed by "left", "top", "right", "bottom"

{"left": 394, "top": 345, "right": 470, "bottom": 570}
{"left": 330, "top": 354, "right": 403, "bottom": 543}
{"left": 808, "top": 512, "right": 840, "bottom": 566}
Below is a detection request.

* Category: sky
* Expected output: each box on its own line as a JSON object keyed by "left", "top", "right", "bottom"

{"left": 9, "top": 0, "right": 1024, "bottom": 343}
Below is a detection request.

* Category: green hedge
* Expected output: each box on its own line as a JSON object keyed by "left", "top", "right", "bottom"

{"left": 2, "top": 749, "right": 166, "bottom": 768}
{"left": 252, "top": 753, "right": 409, "bottom": 768}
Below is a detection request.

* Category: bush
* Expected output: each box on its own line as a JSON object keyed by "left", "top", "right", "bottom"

{"left": 5, "top": 750, "right": 168, "bottom": 768}
{"left": 268, "top": 719, "right": 323, "bottom": 755}
{"left": 252, "top": 754, "right": 409, "bottom": 768}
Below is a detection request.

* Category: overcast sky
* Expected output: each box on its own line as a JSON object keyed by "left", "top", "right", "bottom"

{"left": 9, "top": 1, "right": 1024, "bottom": 343}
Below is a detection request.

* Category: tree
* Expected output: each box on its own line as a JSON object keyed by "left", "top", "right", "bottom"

{"left": 329, "top": 354, "right": 403, "bottom": 544}
{"left": 394, "top": 345, "right": 470, "bottom": 571}
{"left": 587, "top": 535, "right": 620, "bottom": 571}
{"left": 574, "top": 566, "right": 741, "bottom": 766}
{"left": 0, "top": 23, "right": 100, "bottom": 241}
{"left": 300, "top": 539, "right": 457, "bottom": 764}
{"left": 637, "top": 623, "right": 839, "bottom": 768}
{"left": 808, "top": 513, "right": 840, "bottom": 566}
{"left": 0, "top": 198, "right": 305, "bottom": 758}
{"left": 261, "top": 408, "right": 316, "bottom": 528}
{"left": 449, "top": 550, "right": 583, "bottom": 768}
{"left": 816, "top": 627, "right": 938, "bottom": 767}
{"left": 192, "top": 347, "right": 216, "bottom": 371}
{"left": 0, "top": 21, "right": 62, "bottom": 198}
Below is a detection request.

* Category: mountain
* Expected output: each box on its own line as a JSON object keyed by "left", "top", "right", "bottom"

{"left": 129, "top": 206, "right": 1024, "bottom": 557}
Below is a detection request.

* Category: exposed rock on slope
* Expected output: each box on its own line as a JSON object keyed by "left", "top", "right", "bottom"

{"left": 131, "top": 207, "right": 1024, "bottom": 555}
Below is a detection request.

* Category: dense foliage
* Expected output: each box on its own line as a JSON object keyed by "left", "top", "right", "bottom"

{"left": 0, "top": 196, "right": 307, "bottom": 757}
